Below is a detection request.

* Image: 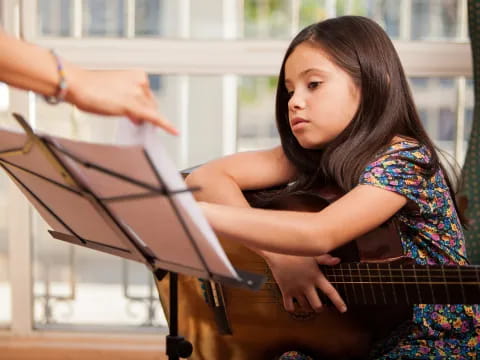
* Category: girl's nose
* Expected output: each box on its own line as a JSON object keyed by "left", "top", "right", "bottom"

{"left": 288, "top": 92, "right": 306, "bottom": 111}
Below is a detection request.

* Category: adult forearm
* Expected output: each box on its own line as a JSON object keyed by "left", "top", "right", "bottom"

{"left": 0, "top": 28, "right": 177, "bottom": 132}
{"left": 0, "top": 30, "right": 77, "bottom": 96}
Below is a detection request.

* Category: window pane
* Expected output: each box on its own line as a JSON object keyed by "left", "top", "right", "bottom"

{"left": 190, "top": 0, "right": 224, "bottom": 39}
{"left": 359, "top": 0, "right": 401, "bottom": 39}
{"left": 237, "top": 76, "right": 279, "bottom": 152}
{"left": 147, "top": 75, "right": 226, "bottom": 167}
{"left": 83, "top": 0, "right": 126, "bottom": 37}
{"left": 184, "top": 76, "right": 225, "bottom": 164}
{"left": 299, "top": 0, "right": 329, "bottom": 29}
{"left": 136, "top": 0, "right": 225, "bottom": 39}
{"left": 411, "top": 0, "right": 460, "bottom": 40}
{"left": 134, "top": 0, "right": 164, "bottom": 37}
{"left": 0, "top": 83, "right": 11, "bottom": 326}
{"left": 409, "top": 77, "right": 457, "bottom": 161}
{"left": 244, "top": 0, "right": 292, "bottom": 39}
{"left": 33, "top": 217, "right": 166, "bottom": 328}
{"left": 37, "top": 0, "right": 73, "bottom": 37}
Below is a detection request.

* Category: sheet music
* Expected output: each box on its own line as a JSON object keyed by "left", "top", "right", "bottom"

{"left": 115, "top": 119, "right": 239, "bottom": 279}
{"left": 0, "top": 120, "right": 240, "bottom": 281}
{"left": 116, "top": 118, "right": 152, "bottom": 146}
{"left": 0, "top": 126, "right": 146, "bottom": 262}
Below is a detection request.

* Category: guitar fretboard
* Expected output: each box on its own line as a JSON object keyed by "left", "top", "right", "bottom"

{"left": 319, "top": 263, "right": 480, "bottom": 305}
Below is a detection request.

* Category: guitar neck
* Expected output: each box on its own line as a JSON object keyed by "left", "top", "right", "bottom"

{"left": 320, "top": 263, "right": 480, "bottom": 305}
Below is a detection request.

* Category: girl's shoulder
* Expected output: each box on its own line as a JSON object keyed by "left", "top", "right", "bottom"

{"left": 376, "top": 138, "right": 432, "bottom": 166}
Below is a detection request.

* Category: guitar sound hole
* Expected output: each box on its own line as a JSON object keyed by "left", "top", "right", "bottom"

{"left": 289, "top": 309, "right": 316, "bottom": 321}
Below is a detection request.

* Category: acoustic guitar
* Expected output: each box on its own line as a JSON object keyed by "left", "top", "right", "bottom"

{"left": 157, "top": 187, "right": 480, "bottom": 360}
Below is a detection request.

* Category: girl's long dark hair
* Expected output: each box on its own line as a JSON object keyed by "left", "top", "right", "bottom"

{"left": 273, "top": 16, "right": 464, "bottom": 225}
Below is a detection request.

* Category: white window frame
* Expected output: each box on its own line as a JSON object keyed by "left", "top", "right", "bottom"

{"left": 18, "top": 0, "right": 472, "bottom": 76}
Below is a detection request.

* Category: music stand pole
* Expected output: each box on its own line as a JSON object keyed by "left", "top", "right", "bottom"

{"left": 154, "top": 270, "right": 192, "bottom": 360}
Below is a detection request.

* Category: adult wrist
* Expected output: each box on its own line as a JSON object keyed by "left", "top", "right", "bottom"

{"left": 43, "top": 49, "right": 68, "bottom": 104}
{"left": 62, "top": 62, "right": 83, "bottom": 104}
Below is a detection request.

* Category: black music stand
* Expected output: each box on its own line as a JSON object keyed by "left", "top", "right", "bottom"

{"left": 0, "top": 113, "right": 264, "bottom": 360}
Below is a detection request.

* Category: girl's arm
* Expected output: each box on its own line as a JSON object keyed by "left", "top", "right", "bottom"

{"left": 185, "top": 146, "right": 296, "bottom": 206}
{"left": 186, "top": 148, "right": 347, "bottom": 313}
{"left": 0, "top": 29, "right": 176, "bottom": 133}
{"left": 200, "top": 183, "right": 407, "bottom": 256}
{"left": 186, "top": 146, "right": 295, "bottom": 261}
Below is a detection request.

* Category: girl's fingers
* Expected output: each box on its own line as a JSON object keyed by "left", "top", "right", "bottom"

{"left": 283, "top": 296, "right": 295, "bottom": 313}
{"left": 315, "top": 254, "right": 341, "bottom": 265}
{"left": 304, "top": 286, "right": 323, "bottom": 313}
{"left": 294, "top": 295, "right": 311, "bottom": 312}
{"left": 317, "top": 273, "right": 347, "bottom": 313}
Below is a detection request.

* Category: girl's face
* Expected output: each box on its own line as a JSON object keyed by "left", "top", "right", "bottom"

{"left": 284, "top": 42, "right": 361, "bottom": 149}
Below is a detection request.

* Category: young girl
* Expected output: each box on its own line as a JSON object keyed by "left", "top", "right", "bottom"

{"left": 186, "top": 16, "right": 479, "bottom": 359}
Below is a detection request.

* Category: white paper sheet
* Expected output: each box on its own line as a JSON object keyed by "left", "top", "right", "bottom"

{"left": 115, "top": 119, "right": 239, "bottom": 279}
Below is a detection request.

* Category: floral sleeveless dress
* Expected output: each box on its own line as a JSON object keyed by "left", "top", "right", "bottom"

{"left": 279, "top": 141, "right": 480, "bottom": 360}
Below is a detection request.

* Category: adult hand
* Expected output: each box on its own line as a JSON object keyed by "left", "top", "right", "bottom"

{"left": 265, "top": 253, "right": 347, "bottom": 313}
{"left": 66, "top": 67, "right": 178, "bottom": 135}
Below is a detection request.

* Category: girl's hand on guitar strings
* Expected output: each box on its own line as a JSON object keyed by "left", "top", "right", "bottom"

{"left": 315, "top": 254, "right": 347, "bottom": 313}
{"left": 265, "top": 253, "right": 346, "bottom": 314}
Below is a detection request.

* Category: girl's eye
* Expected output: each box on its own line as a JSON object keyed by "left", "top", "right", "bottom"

{"left": 287, "top": 91, "right": 294, "bottom": 98}
{"left": 308, "top": 81, "right": 321, "bottom": 89}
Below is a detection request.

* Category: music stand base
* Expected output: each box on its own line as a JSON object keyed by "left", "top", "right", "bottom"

{"left": 166, "top": 335, "right": 193, "bottom": 359}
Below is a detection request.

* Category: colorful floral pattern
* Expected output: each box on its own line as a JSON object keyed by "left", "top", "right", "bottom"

{"left": 361, "top": 141, "right": 480, "bottom": 359}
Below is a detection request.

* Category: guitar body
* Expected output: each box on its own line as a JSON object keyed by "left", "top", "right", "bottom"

{"left": 157, "top": 190, "right": 412, "bottom": 360}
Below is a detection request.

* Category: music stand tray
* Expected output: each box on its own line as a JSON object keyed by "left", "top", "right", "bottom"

{"left": 0, "top": 113, "right": 265, "bottom": 360}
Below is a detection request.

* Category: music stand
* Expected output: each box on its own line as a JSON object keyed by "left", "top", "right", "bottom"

{"left": 0, "top": 113, "right": 265, "bottom": 360}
